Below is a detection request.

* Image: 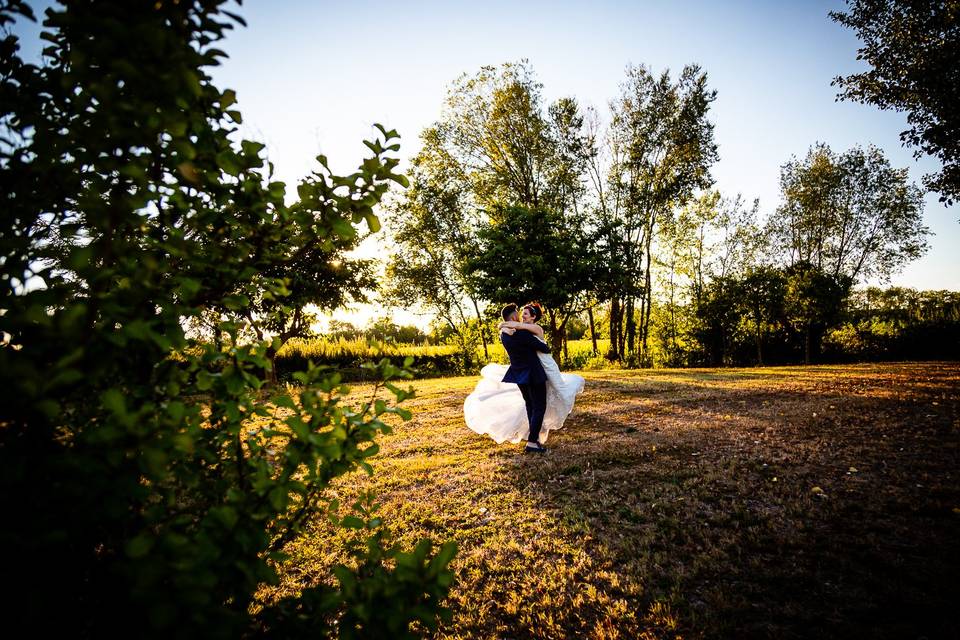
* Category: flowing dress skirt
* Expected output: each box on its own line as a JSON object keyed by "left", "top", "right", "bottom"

{"left": 463, "top": 353, "right": 585, "bottom": 444}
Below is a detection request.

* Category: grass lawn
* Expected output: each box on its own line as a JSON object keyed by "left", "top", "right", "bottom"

{"left": 262, "top": 362, "right": 960, "bottom": 639}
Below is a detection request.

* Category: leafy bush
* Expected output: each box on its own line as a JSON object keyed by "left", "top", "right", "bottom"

{"left": 0, "top": 1, "right": 454, "bottom": 637}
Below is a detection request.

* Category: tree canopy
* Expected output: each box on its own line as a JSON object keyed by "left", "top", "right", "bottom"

{"left": 831, "top": 0, "right": 960, "bottom": 206}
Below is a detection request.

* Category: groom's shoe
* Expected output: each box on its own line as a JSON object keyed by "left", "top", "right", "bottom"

{"left": 524, "top": 443, "right": 547, "bottom": 454}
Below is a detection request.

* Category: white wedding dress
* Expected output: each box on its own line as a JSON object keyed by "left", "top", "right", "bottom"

{"left": 464, "top": 335, "right": 585, "bottom": 444}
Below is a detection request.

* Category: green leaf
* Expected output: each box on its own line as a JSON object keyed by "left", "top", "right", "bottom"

{"left": 268, "top": 487, "right": 288, "bottom": 511}
{"left": 35, "top": 399, "right": 61, "bottom": 420}
{"left": 222, "top": 294, "right": 250, "bottom": 311}
{"left": 216, "top": 151, "right": 241, "bottom": 176}
{"left": 125, "top": 533, "right": 154, "bottom": 558}
{"left": 331, "top": 216, "right": 357, "bottom": 239}
{"left": 196, "top": 371, "right": 214, "bottom": 391}
{"left": 223, "top": 369, "right": 247, "bottom": 396}
{"left": 340, "top": 515, "right": 365, "bottom": 529}
{"left": 212, "top": 506, "right": 238, "bottom": 528}
{"left": 241, "top": 139, "right": 264, "bottom": 158}
{"left": 220, "top": 89, "right": 237, "bottom": 108}
{"left": 332, "top": 565, "right": 355, "bottom": 590}
{"left": 364, "top": 212, "right": 381, "bottom": 233}
{"left": 431, "top": 541, "right": 458, "bottom": 569}
{"left": 102, "top": 388, "right": 126, "bottom": 416}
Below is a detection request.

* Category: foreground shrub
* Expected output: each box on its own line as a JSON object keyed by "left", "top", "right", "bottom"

{"left": 0, "top": 1, "right": 454, "bottom": 637}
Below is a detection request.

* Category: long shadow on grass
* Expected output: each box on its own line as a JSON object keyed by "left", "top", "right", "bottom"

{"left": 495, "top": 372, "right": 960, "bottom": 639}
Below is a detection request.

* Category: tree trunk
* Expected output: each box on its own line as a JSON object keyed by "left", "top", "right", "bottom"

{"left": 668, "top": 268, "right": 677, "bottom": 360}
{"left": 266, "top": 347, "right": 279, "bottom": 387}
{"left": 756, "top": 321, "right": 764, "bottom": 366}
{"left": 548, "top": 312, "right": 562, "bottom": 353}
{"left": 804, "top": 326, "right": 811, "bottom": 365}
{"left": 459, "top": 333, "right": 472, "bottom": 372}
{"left": 619, "top": 298, "right": 628, "bottom": 358}
{"left": 588, "top": 307, "right": 598, "bottom": 355}
{"left": 625, "top": 297, "right": 636, "bottom": 357}
{"left": 640, "top": 255, "right": 653, "bottom": 363}
{"left": 471, "top": 298, "right": 489, "bottom": 360}
{"left": 608, "top": 298, "right": 621, "bottom": 360}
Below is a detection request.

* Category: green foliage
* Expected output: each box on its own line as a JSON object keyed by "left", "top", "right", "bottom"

{"left": 768, "top": 142, "right": 929, "bottom": 283}
{"left": 384, "top": 61, "right": 598, "bottom": 362}
{"left": 739, "top": 266, "right": 787, "bottom": 366}
{"left": 602, "top": 63, "right": 719, "bottom": 360}
{"left": 365, "top": 316, "right": 429, "bottom": 344}
{"left": 831, "top": 0, "right": 960, "bottom": 206}
{"left": 690, "top": 275, "right": 747, "bottom": 367}
{"left": 271, "top": 336, "right": 608, "bottom": 380}
{"left": 274, "top": 337, "right": 468, "bottom": 380}
{"left": 769, "top": 262, "right": 849, "bottom": 365}
{"left": 0, "top": 2, "right": 453, "bottom": 637}
{"left": 823, "top": 287, "right": 960, "bottom": 361}
{"left": 467, "top": 204, "right": 601, "bottom": 345}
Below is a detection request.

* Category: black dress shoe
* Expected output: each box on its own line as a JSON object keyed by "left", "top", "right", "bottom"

{"left": 524, "top": 443, "right": 547, "bottom": 454}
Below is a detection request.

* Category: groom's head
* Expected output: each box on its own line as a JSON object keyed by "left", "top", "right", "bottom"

{"left": 501, "top": 303, "right": 519, "bottom": 322}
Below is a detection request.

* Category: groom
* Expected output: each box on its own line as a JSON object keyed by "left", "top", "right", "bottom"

{"left": 500, "top": 303, "right": 551, "bottom": 454}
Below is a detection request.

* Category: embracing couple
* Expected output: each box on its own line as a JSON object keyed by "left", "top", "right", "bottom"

{"left": 464, "top": 302, "right": 585, "bottom": 454}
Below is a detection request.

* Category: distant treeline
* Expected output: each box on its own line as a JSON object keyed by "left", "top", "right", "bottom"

{"left": 824, "top": 288, "right": 960, "bottom": 363}
{"left": 640, "top": 285, "right": 960, "bottom": 368}
{"left": 266, "top": 287, "right": 958, "bottom": 381}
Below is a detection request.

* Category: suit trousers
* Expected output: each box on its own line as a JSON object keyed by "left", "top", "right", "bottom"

{"left": 517, "top": 381, "right": 547, "bottom": 443}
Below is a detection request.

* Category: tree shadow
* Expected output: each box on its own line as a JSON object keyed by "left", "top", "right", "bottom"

{"left": 493, "top": 366, "right": 960, "bottom": 638}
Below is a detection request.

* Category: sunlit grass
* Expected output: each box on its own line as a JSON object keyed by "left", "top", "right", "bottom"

{"left": 278, "top": 336, "right": 458, "bottom": 359}
{"left": 278, "top": 337, "right": 610, "bottom": 363}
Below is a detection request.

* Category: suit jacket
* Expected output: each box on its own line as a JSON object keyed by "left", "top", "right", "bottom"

{"left": 500, "top": 329, "right": 551, "bottom": 385}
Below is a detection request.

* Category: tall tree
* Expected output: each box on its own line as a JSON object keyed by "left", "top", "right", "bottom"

{"left": 601, "top": 63, "right": 718, "bottom": 362}
{"left": 386, "top": 61, "right": 596, "bottom": 354}
{"left": 382, "top": 127, "right": 488, "bottom": 366}
{"left": 831, "top": 0, "right": 960, "bottom": 206}
{"left": 466, "top": 205, "right": 600, "bottom": 350}
{"left": 740, "top": 266, "right": 787, "bottom": 366}
{"left": 655, "top": 191, "right": 763, "bottom": 365}
{"left": 439, "top": 60, "right": 590, "bottom": 212}
{"left": 234, "top": 165, "right": 386, "bottom": 384}
{"left": 769, "top": 143, "right": 929, "bottom": 284}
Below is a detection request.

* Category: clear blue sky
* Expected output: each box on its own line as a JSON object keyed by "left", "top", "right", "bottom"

{"left": 12, "top": 1, "right": 958, "bottom": 328}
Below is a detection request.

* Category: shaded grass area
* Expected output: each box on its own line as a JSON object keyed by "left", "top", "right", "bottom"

{"left": 261, "top": 363, "right": 960, "bottom": 639}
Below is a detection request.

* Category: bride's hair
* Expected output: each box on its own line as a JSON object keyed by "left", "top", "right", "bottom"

{"left": 523, "top": 302, "right": 543, "bottom": 322}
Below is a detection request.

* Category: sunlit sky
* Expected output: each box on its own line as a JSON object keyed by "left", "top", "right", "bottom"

{"left": 13, "top": 1, "right": 959, "bottom": 330}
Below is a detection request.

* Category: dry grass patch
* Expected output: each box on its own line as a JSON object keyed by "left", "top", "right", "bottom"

{"left": 261, "top": 362, "right": 960, "bottom": 639}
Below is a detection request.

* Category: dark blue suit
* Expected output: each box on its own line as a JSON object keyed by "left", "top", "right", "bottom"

{"left": 501, "top": 330, "right": 551, "bottom": 443}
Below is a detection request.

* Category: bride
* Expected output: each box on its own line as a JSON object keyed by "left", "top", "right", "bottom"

{"left": 464, "top": 303, "right": 585, "bottom": 446}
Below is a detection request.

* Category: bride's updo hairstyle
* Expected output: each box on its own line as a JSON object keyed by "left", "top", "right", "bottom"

{"left": 523, "top": 302, "right": 543, "bottom": 322}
